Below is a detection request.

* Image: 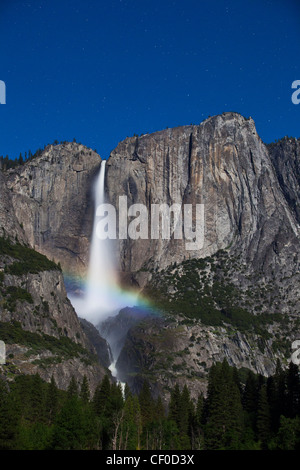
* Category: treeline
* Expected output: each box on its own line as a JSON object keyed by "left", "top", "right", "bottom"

{"left": 0, "top": 359, "right": 299, "bottom": 450}
{"left": 0, "top": 149, "right": 43, "bottom": 171}
{"left": 0, "top": 138, "right": 81, "bottom": 171}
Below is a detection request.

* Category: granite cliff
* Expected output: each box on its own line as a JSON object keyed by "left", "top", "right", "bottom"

{"left": 268, "top": 137, "right": 300, "bottom": 224}
{"left": 104, "top": 113, "right": 299, "bottom": 395}
{"left": 5, "top": 142, "right": 101, "bottom": 276}
{"left": 0, "top": 171, "right": 27, "bottom": 244}
{"left": 0, "top": 152, "right": 108, "bottom": 392}
{"left": 105, "top": 113, "right": 299, "bottom": 287}
{"left": 1, "top": 113, "right": 299, "bottom": 398}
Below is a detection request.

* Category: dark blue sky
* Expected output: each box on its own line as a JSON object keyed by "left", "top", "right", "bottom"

{"left": 0, "top": 0, "right": 299, "bottom": 160}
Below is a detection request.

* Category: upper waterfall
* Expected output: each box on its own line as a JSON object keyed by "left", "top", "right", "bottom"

{"left": 68, "top": 159, "right": 139, "bottom": 325}
{"left": 85, "top": 160, "right": 116, "bottom": 317}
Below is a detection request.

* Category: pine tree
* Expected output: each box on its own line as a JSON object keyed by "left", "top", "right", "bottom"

{"left": 168, "top": 383, "right": 181, "bottom": 427}
{"left": 29, "top": 374, "right": 46, "bottom": 423}
{"left": 286, "top": 362, "right": 300, "bottom": 419}
{"left": 270, "top": 359, "right": 287, "bottom": 429}
{"left": 275, "top": 415, "right": 300, "bottom": 450}
{"left": 154, "top": 395, "right": 165, "bottom": 422}
{"left": 93, "top": 383, "right": 102, "bottom": 417}
{"left": 67, "top": 376, "right": 78, "bottom": 399}
{"left": 139, "top": 381, "right": 154, "bottom": 427}
{"left": 204, "top": 360, "right": 243, "bottom": 450}
{"left": 51, "top": 397, "right": 86, "bottom": 450}
{"left": 225, "top": 378, "right": 244, "bottom": 449}
{"left": 80, "top": 376, "right": 90, "bottom": 404}
{"left": 178, "top": 384, "right": 193, "bottom": 449}
{"left": 93, "top": 375, "right": 111, "bottom": 417}
{"left": 124, "top": 383, "right": 131, "bottom": 401}
{"left": 12, "top": 376, "right": 31, "bottom": 419}
{"left": 45, "top": 376, "right": 58, "bottom": 425}
{"left": 121, "top": 394, "right": 142, "bottom": 450}
{"left": 243, "top": 370, "right": 259, "bottom": 432}
{"left": 256, "top": 384, "right": 271, "bottom": 449}
{"left": 179, "top": 385, "right": 189, "bottom": 433}
{"left": 0, "top": 378, "right": 20, "bottom": 449}
{"left": 193, "top": 393, "right": 204, "bottom": 450}
{"left": 232, "top": 366, "right": 243, "bottom": 395}
{"left": 110, "top": 382, "right": 124, "bottom": 413}
{"left": 195, "top": 393, "right": 204, "bottom": 428}
{"left": 205, "top": 362, "right": 227, "bottom": 449}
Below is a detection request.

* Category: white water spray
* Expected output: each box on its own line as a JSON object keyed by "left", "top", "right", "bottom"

{"left": 84, "top": 160, "right": 118, "bottom": 321}
{"left": 68, "top": 160, "right": 134, "bottom": 388}
{"left": 69, "top": 159, "right": 137, "bottom": 324}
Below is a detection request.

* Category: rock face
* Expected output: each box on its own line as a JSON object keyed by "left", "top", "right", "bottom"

{"left": 80, "top": 318, "right": 112, "bottom": 368}
{"left": 5, "top": 142, "right": 102, "bottom": 276}
{"left": 115, "top": 245, "right": 300, "bottom": 398}
{"left": 0, "top": 164, "right": 108, "bottom": 392}
{"left": 103, "top": 113, "right": 300, "bottom": 394}
{"left": 5, "top": 119, "right": 299, "bottom": 298}
{"left": 116, "top": 314, "right": 284, "bottom": 400}
{"left": 268, "top": 137, "right": 300, "bottom": 224}
{"left": 0, "top": 268, "right": 89, "bottom": 347}
{"left": 0, "top": 143, "right": 111, "bottom": 393}
{"left": 98, "top": 307, "right": 156, "bottom": 361}
{"left": 0, "top": 172, "right": 27, "bottom": 244}
{"left": 0, "top": 242, "right": 108, "bottom": 391}
{"left": 105, "top": 113, "right": 299, "bottom": 292}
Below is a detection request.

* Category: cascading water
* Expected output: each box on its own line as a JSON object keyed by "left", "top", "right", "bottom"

{"left": 68, "top": 159, "right": 136, "bottom": 386}
{"left": 69, "top": 160, "right": 136, "bottom": 323}
{"left": 84, "top": 160, "right": 118, "bottom": 321}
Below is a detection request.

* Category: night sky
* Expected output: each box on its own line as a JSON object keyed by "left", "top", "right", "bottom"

{"left": 0, "top": 0, "right": 299, "bottom": 160}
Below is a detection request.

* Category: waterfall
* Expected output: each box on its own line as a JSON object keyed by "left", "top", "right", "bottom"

{"left": 68, "top": 159, "right": 129, "bottom": 388}
{"left": 84, "top": 160, "right": 117, "bottom": 321}
{"left": 67, "top": 158, "right": 155, "bottom": 395}
{"left": 69, "top": 159, "right": 123, "bottom": 324}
